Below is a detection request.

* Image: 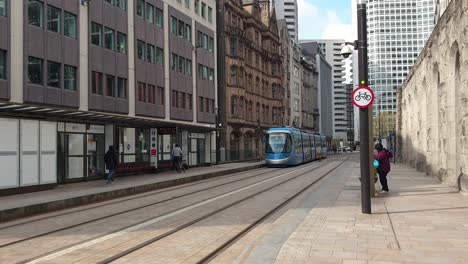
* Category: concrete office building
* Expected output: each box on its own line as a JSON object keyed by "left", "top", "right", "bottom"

{"left": 365, "top": 0, "right": 436, "bottom": 135}
{"left": 300, "top": 43, "right": 333, "bottom": 142}
{"left": 300, "top": 55, "right": 319, "bottom": 132}
{"left": 301, "top": 39, "right": 351, "bottom": 143}
{"left": 290, "top": 41, "right": 302, "bottom": 127}
{"left": 316, "top": 55, "right": 333, "bottom": 142}
{"left": 0, "top": 0, "right": 217, "bottom": 194}
{"left": 271, "top": 0, "right": 298, "bottom": 41}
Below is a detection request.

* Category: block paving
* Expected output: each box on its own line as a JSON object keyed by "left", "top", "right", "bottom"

{"left": 273, "top": 161, "right": 468, "bottom": 264}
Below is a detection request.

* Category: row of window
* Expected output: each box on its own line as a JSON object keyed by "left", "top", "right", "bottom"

{"left": 137, "top": 40, "right": 164, "bottom": 65}
{"left": 28, "top": 56, "right": 77, "bottom": 91}
{"left": 194, "top": 0, "right": 213, "bottom": 23}
{"left": 138, "top": 82, "right": 164, "bottom": 105}
{"left": 198, "top": 96, "right": 215, "bottom": 113}
{"left": 170, "top": 16, "right": 192, "bottom": 43}
{"left": 229, "top": 67, "right": 281, "bottom": 98}
{"left": 136, "top": 0, "right": 163, "bottom": 28}
{"left": 245, "top": 49, "right": 280, "bottom": 76}
{"left": 197, "top": 64, "right": 214, "bottom": 82}
{"left": 0, "top": 0, "right": 6, "bottom": 17}
{"left": 230, "top": 96, "right": 279, "bottom": 123}
{"left": 0, "top": 49, "right": 5, "bottom": 80}
{"left": 176, "top": 0, "right": 191, "bottom": 9}
{"left": 91, "top": 22, "right": 127, "bottom": 54}
{"left": 171, "top": 90, "right": 193, "bottom": 110}
{"left": 28, "top": 0, "right": 77, "bottom": 39}
{"left": 91, "top": 71, "right": 127, "bottom": 99}
{"left": 104, "top": 0, "right": 127, "bottom": 11}
{"left": 171, "top": 53, "right": 192, "bottom": 76}
{"left": 197, "top": 31, "right": 214, "bottom": 52}
{"left": 169, "top": 90, "right": 216, "bottom": 113}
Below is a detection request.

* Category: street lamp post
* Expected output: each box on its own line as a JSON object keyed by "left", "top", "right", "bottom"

{"left": 357, "top": 1, "right": 371, "bottom": 214}
{"left": 357, "top": 2, "right": 372, "bottom": 214}
{"left": 343, "top": 1, "right": 371, "bottom": 214}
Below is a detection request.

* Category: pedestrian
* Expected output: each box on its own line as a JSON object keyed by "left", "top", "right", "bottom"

{"left": 104, "top": 145, "right": 118, "bottom": 184}
{"left": 374, "top": 143, "right": 393, "bottom": 193}
{"left": 172, "top": 144, "right": 183, "bottom": 172}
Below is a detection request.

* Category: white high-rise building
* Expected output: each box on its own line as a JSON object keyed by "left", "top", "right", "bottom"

{"left": 366, "top": 0, "right": 436, "bottom": 122}
{"left": 272, "top": 0, "right": 298, "bottom": 41}
{"left": 351, "top": 0, "right": 436, "bottom": 141}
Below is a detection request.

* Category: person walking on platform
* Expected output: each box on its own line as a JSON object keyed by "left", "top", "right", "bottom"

{"left": 104, "top": 145, "right": 119, "bottom": 184}
{"left": 172, "top": 144, "right": 183, "bottom": 172}
{"left": 374, "top": 143, "right": 393, "bottom": 193}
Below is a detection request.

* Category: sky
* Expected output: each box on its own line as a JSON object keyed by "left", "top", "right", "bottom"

{"left": 297, "top": 0, "right": 354, "bottom": 41}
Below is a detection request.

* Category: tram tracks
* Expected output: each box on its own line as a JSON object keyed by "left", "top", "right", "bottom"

{"left": 0, "top": 167, "right": 279, "bottom": 248}
{"left": 0, "top": 167, "right": 269, "bottom": 229}
{"left": 101, "top": 159, "right": 348, "bottom": 264}
{"left": 16, "top": 159, "right": 342, "bottom": 264}
{"left": 197, "top": 159, "right": 347, "bottom": 264}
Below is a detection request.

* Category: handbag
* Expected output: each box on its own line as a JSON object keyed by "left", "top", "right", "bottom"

{"left": 373, "top": 159, "right": 380, "bottom": 169}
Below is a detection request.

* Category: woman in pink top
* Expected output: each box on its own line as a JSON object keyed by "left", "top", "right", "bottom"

{"left": 374, "top": 143, "right": 393, "bottom": 193}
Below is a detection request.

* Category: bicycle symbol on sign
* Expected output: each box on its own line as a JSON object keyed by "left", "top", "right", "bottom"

{"left": 354, "top": 91, "right": 372, "bottom": 101}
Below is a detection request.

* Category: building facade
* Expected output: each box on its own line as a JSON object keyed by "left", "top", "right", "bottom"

{"left": 300, "top": 39, "right": 352, "bottom": 143}
{"left": 315, "top": 54, "right": 333, "bottom": 141}
{"left": 345, "top": 83, "right": 355, "bottom": 147}
{"left": 366, "top": 0, "right": 436, "bottom": 136}
{"left": 290, "top": 41, "right": 302, "bottom": 128}
{"left": 435, "top": 0, "right": 452, "bottom": 23}
{"left": 271, "top": 0, "right": 298, "bottom": 41}
{"left": 0, "top": 0, "right": 217, "bottom": 193}
{"left": 300, "top": 43, "right": 333, "bottom": 141}
{"left": 398, "top": 0, "right": 468, "bottom": 190}
{"left": 277, "top": 19, "right": 291, "bottom": 126}
{"left": 300, "top": 56, "right": 319, "bottom": 132}
{"left": 220, "top": 0, "right": 283, "bottom": 159}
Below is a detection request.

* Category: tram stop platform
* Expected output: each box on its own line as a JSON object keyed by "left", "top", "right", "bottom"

{"left": 0, "top": 161, "right": 264, "bottom": 223}
{"left": 268, "top": 159, "right": 468, "bottom": 264}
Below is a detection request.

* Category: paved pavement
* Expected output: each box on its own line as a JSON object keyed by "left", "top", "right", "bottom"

{"left": 259, "top": 157, "right": 468, "bottom": 264}
{"left": 2, "top": 154, "right": 468, "bottom": 264}
{"left": 0, "top": 161, "right": 263, "bottom": 222}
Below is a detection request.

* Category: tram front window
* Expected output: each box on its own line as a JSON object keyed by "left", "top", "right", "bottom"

{"left": 266, "top": 133, "right": 292, "bottom": 154}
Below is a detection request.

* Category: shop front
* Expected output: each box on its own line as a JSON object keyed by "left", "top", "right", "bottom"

{"left": 0, "top": 102, "right": 217, "bottom": 195}
{"left": 158, "top": 128, "right": 214, "bottom": 168}
{"left": 157, "top": 127, "right": 177, "bottom": 169}
{"left": 57, "top": 123, "right": 106, "bottom": 183}
{"left": 188, "top": 132, "right": 212, "bottom": 166}
{"left": 114, "top": 127, "right": 153, "bottom": 173}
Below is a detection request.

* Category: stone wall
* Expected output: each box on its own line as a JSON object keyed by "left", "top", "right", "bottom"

{"left": 398, "top": 0, "right": 468, "bottom": 190}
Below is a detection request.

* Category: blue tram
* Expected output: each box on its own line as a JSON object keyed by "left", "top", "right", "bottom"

{"left": 265, "top": 127, "right": 328, "bottom": 166}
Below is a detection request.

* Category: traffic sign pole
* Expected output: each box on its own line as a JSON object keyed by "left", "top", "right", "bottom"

{"left": 357, "top": 2, "right": 371, "bottom": 214}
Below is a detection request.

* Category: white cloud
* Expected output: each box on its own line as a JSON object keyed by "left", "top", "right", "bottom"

{"left": 321, "top": 11, "right": 354, "bottom": 41}
{"left": 297, "top": 0, "right": 353, "bottom": 41}
{"left": 297, "top": 0, "right": 322, "bottom": 40}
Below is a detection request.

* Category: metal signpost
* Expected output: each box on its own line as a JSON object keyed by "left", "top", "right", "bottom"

{"left": 357, "top": 2, "right": 372, "bottom": 214}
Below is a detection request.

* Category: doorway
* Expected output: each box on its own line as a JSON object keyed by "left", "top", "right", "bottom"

{"left": 189, "top": 133, "right": 206, "bottom": 166}
{"left": 57, "top": 132, "right": 105, "bottom": 183}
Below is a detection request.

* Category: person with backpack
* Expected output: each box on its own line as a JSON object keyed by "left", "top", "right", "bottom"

{"left": 104, "top": 145, "right": 119, "bottom": 184}
{"left": 374, "top": 143, "right": 393, "bottom": 193}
